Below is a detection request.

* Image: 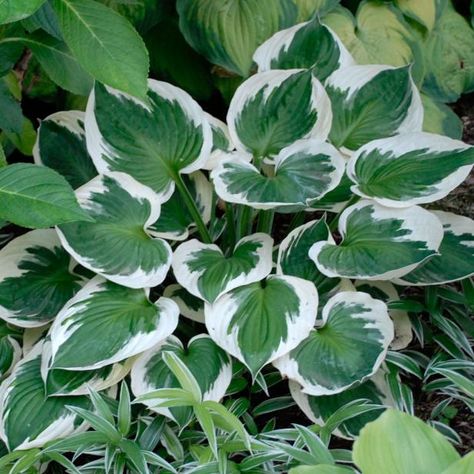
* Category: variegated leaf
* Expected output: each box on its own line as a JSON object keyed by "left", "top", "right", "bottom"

{"left": 212, "top": 140, "right": 345, "bottom": 209}
{"left": 274, "top": 292, "right": 393, "bottom": 395}
{"left": 310, "top": 200, "right": 443, "bottom": 280}
{"left": 205, "top": 275, "right": 318, "bottom": 378}
{"left": 173, "top": 233, "right": 273, "bottom": 303}
{"left": 57, "top": 172, "right": 172, "bottom": 289}
{"left": 50, "top": 276, "right": 179, "bottom": 370}
{"left": 326, "top": 64, "right": 423, "bottom": 151}
{"left": 202, "top": 114, "right": 234, "bottom": 171}
{"left": 164, "top": 284, "right": 205, "bottom": 324}
{"left": 308, "top": 172, "right": 352, "bottom": 213}
{"left": 85, "top": 80, "right": 212, "bottom": 199}
{"left": 0, "top": 322, "right": 21, "bottom": 378}
{"left": 0, "top": 229, "right": 85, "bottom": 328}
{"left": 227, "top": 69, "right": 332, "bottom": 160}
{"left": 347, "top": 132, "right": 474, "bottom": 207}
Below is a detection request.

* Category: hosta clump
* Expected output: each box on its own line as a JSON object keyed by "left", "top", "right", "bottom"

{"left": 0, "top": 15, "right": 473, "bottom": 457}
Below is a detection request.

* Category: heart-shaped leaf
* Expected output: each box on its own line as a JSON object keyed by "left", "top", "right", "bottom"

{"left": 50, "top": 276, "right": 179, "bottom": 370}
{"left": 326, "top": 64, "right": 422, "bottom": 151}
{"left": 275, "top": 291, "right": 393, "bottom": 395}
{"left": 131, "top": 335, "right": 232, "bottom": 425}
{"left": 85, "top": 80, "right": 212, "bottom": 199}
{"left": 310, "top": 200, "right": 443, "bottom": 280}
{"left": 254, "top": 17, "right": 354, "bottom": 81}
{"left": 33, "top": 110, "right": 97, "bottom": 189}
{"left": 173, "top": 233, "right": 273, "bottom": 303}
{"left": 205, "top": 275, "right": 318, "bottom": 378}
{"left": 227, "top": 69, "right": 332, "bottom": 160}
{"left": 212, "top": 140, "right": 345, "bottom": 209}
{"left": 0, "top": 340, "right": 90, "bottom": 450}
{"left": 347, "top": 132, "right": 474, "bottom": 207}
{"left": 57, "top": 172, "right": 172, "bottom": 289}
{"left": 0, "top": 229, "right": 85, "bottom": 327}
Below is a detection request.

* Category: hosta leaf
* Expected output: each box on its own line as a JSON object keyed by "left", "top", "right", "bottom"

{"left": 0, "top": 163, "right": 92, "bottom": 228}
{"left": 274, "top": 292, "right": 393, "bottom": 395}
{"left": 51, "top": 0, "right": 149, "bottom": 100}
{"left": 57, "top": 173, "right": 172, "bottom": 289}
{"left": 131, "top": 335, "right": 232, "bottom": 425}
{"left": 353, "top": 409, "right": 460, "bottom": 474}
{"left": 173, "top": 233, "right": 273, "bottom": 303}
{"left": 164, "top": 284, "right": 205, "bottom": 324}
{"left": 176, "top": 0, "right": 298, "bottom": 76}
{"left": 0, "top": 323, "right": 20, "bottom": 378}
{"left": 442, "top": 452, "right": 474, "bottom": 474}
{"left": 347, "top": 132, "right": 474, "bottom": 208}
{"left": 212, "top": 140, "right": 345, "bottom": 209}
{"left": 0, "top": 229, "right": 84, "bottom": 327}
{"left": 309, "top": 172, "right": 352, "bottom": 213}
{"left": 395, "top": 0, "right": 439, "bottom": 31}
{"left": 326, "top": 64, "right": 422, "bottom": 151}
{"left": 149, "top": 172, "right": 212, "bottom": 241}
{"left": 202, "top": 114, "right": 234, "bottom": 171}
{"left": 310, "top": 200, "right": 443, "bottom": 280}
{"left": 395, "top": 211, "right": 474, "bottom": 286}
{"left": 289, "top": 369, "right": 393, "bottom": 439}
{"left": 254, "top": 17, "right": 354, "bottom": 81}
{"left": 354, "top": 281, "right": 412, "bottom": 351}
{"left": 50, "top": 276, "right": 179, "bottom": 370}
{"left": 205, "top": 275, "right": 318, "bottom": 378}
{"left": 227, "top": 70, "right": 332, "bottom": 160}
{"left": 289, "top": 465, "right": 352, "bottom": 474}
{"left": 0, "top": 0, "right": 45, "bottom": 24}
{"left": 33, "top": 111, "right": 97, "bottom": 189}
{"left": 85, "top": 80, "right": 211, "bottom": 199}
{"left": 294, "top": 0, "right": 341, "bottom": 21}
{"left": 421, "top": 94, "right": 463, "bottom": 140}
{"left": 0, "top": 340, "right": 90, "bottom": 450}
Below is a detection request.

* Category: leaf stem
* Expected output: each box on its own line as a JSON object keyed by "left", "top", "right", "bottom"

{"left": 236, "top": 205, "right": 253, "bottom": 240}
{"left": 256, "top": 210, "right": 274, "bottom": 234}
{"left": 224, "top": 203, "right": 236, "bottom": 249}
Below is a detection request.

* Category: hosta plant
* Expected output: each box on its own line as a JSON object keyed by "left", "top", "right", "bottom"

{"left": 0, "top": 5, "right": 473, "bottom": 471}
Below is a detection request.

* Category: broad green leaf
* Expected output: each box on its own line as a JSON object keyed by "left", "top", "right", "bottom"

{"left": 85, "top": 80, "right": 211, "bottom": 198}
{"left": 0, "top": 229, "right": 85, "bottom": 327}
{"left": 395, "top": 211, "right": 474, "bottom": 286}
{"left": 21, "top": 2, "right": 62, "bottom": 39}
{"left": 51, "top": 0, "right": 149, "bottom": 100}
{"left": 58, "top": 172, "right": 172, "bottom": 289}
{"left": 3, "top": 116, "right": 37, "bottom": 156}
{"left": 201, "top": 114, "right": 234, "bottom": 171}
{"left": 0, "top": 163, "right": 91, "bottom": 228}
{"left": 326, "top": 64, "right": 422, "bottom": 151}
{"left": 149, "top": 172, "right": 212, "bottom": 241}
{"left": 275, "top": 291, "right": 393, "bottom": 395}
{"left": 33, "top": 111, "right": 96, "bottom": 189}
{"left": 353, "top": 409, "right": 460, "bottom": 474}
{"left": 442, "top": 452, "right": 474, "bottom": 474}
{"left": 347, "top": 132, "right": 474, "bottom": 207}
{"left": 289, "top": 466, "right": 352, "bottom": 474}
{"left": 227, "top": 69, "right": 332, "bottom": 160}
{"left": 254, "top": 17, "right": 354, "bottom": 81}
{"left": 310, "top": 200, "right": 443, "bottom": 280}
{"left": 164, "top": 284, "right": 205, "bottom": 324}
{"left": 0, "top": 340, "right": 90, "bottom": 450}
{"left": 173, "top": 233, "right": 273, "bottom": 303}
{"left": 421, "top": 94, "right": 463, "bottom": 140}
{"left": 50, "top": 276, "right": 179, "bottom": 370}
{"left": 0, "top": 0, "right": 45, "bottom": 24}
{"left": 396, "top": 0, "right": 439, "bottom": 31}
{"left": 131, "top": 335, "right": 232, "bottom": 425}
{"left": 294, "top": 0, "right": 341, "bottom": 20}
{"left": 205, "top": 275, "right": 318, "bottom": 378}
{"left": 176, "top": 0, "right": 298, "bottom": 76}
{"left": 212, "top": 140, "right": 345, "bottom": 209}
{"left": 0, "top": 77, "right": 23, "bottom": 134}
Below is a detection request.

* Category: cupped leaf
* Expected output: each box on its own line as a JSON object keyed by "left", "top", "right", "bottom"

{"left": 326, "top": 64, "right": 422, "bottom": 151}
{"left": 212, "top": 140, "right": 345, "bottom": 209}
{"left": 0, "top": 0, "right": 45, "bottom": 24}
{"left": 131, "top": 335, "right": 232, "bottom": 425}
{"left": 201, "top": 114, "right": 234, "bottom": 171}
{"left": 148, "top": 172, "right": 212, "bottom": 241}
{"left": 227, "top": 69, "right": 332, "bottom": 160}
{"left": 0, "top": 163, "right": 92, "bottom": 228}
{"left": 33, "top": 110, "right": 97, "bottom": 189}
{"left": 85, "top": 80, "right": 212, "bottom": 198}
{"left": 395, "top": 211, "right": 474, "bottom": 286}
{"left": 0, "top": 229, "right": 84, "bottom": 328}
{"left": 254, "top": 17, "right": 354, "bottom": 81}
{"left": 274, "top": 291, "right": 393, "bottom": 395}
{"left": 51, "top": 0, "right": 149, "bottom": 100}
{"left": 310, "top": 200, "right": 443, "bottom": 280}
{"left": 173, "top": 233, "right": 273, "bottom": 304}
{"left": 347, "top": 132, "right": 474, "bottom": 207}
{"left": 50, "top": 276, "right": 179, "bottom": 370}
{"left": 0, "top": 340, "right": 90, "bottom": 450}
{"left": 353, "top": 409, "right": 460, "bottom": 474}
{"left": 57, "top": 172, "right": 172, "bottom": 289}
{"left": 164, "top": 284, "right": 205, "bottom": 324}
{"left": 205, "top": 275, "right": 318, "bottom": 378}
{"left": 176, "top": 0, "right": 298, "bottom": 76}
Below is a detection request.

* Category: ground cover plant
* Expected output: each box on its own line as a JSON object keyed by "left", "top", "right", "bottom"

{"left": 0, "top": 0, "right": 473, "bottom": 472}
